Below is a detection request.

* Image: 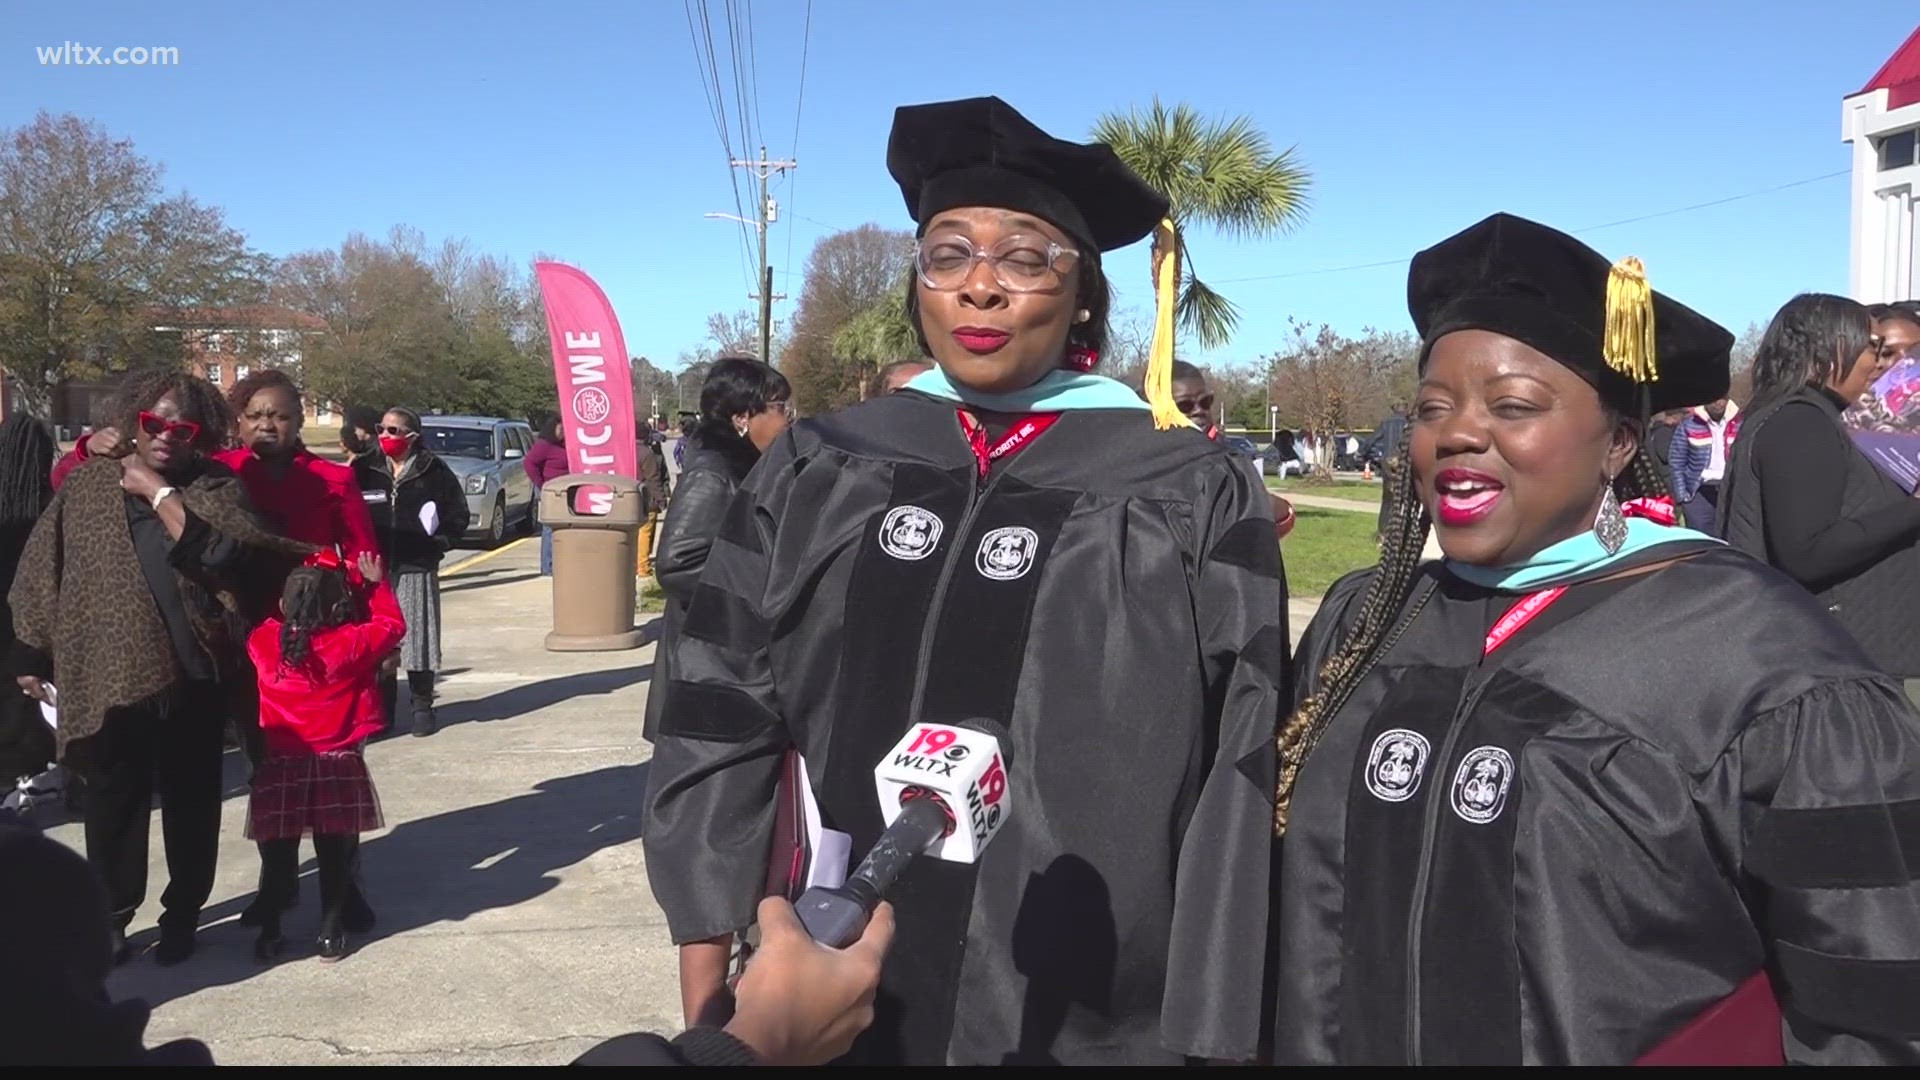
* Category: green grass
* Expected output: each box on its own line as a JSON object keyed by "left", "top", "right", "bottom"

{"left": 640, "top": 580, "right": 668, "bottom": 614}
{"left": 1281, "top": 506, "right": 1380, "bottom": 598}
{"left": 632, "top": 512, "right": 1374, "bottom": 610}
{"left": 1268, "top": 476, "right": 1383, "bottom": 503}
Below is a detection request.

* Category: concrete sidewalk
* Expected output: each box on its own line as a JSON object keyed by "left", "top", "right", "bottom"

{"left": 45, "top": 537, "right": 677, "bottom": 1065}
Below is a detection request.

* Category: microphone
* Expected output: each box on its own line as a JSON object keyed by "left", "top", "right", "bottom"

{"left": 794, "top": 718, "right": 1013, "bottom": 948}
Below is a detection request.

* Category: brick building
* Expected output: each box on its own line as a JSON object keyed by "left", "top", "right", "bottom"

{"left": 0, "top": 304, "right": 328, "bottom": 434}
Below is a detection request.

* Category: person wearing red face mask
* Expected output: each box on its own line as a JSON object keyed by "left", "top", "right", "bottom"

{"left": 349, "top": 408, "right": 468, "bottom": 737}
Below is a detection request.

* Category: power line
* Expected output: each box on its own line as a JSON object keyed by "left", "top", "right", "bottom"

{"left": 745, "top": 0, "right": 765, "bottom": 156}
{"left": 688, "top": 0, "right": 758, "bottom": 296}
{"left": 1573, "top": 169, "right": 1847, "bottom": 233}
{"left": 724, "top": 0, "right": 757, "bottom": 157}
{"left": 1211, "top": 169, "right": 1851, "bottom": 286}
{"left": 719, "top": 0, "right": 763, "bottom": 293}
{"left": 782, "top": 0, "right": 813, "bottom": 303}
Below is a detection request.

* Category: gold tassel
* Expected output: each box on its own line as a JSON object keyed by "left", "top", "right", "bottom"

{"left": 1603, "top": 256, "right": 1658, "bottom": 384}
{"left": 1143, "top": 217, "right": 1191, "bottom": 431}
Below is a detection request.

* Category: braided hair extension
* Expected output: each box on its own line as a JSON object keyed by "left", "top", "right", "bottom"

{"left": 1273, "top": 416, "right": 1670, "bottom": 835}
{"left": 1618, "top": 442, "right": 1669, "bottom": 502}
{"left": 0, "top": 415, "right": 56, "bottom": 526}
{"left": 277, "top": 565, "right": 366, "bottom": 675}
{"left": 1275, "top": 423, "right": 1429, "bottom": 834}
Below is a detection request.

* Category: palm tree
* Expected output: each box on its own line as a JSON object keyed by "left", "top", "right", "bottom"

{"left": 1092, "top": 100, "right": 1310, "bottom": 350}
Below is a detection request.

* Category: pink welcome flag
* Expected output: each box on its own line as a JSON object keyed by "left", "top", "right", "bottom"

{"left": 534, "top": 262, "right": 638, "bottom": 514}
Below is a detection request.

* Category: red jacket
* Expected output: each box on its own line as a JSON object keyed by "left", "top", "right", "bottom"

{"left": 212, "top": 446, "right": 379, "bottom": 560}
{"left": 49, "top": 433, "right": 98, "bottom": 490}
{"left": 248, "top": 584, "right": 406, "bottom": 755}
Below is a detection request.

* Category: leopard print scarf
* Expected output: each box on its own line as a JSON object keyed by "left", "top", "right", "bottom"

{"left": 8, "top": 456, "right": 316, "bottom": 756}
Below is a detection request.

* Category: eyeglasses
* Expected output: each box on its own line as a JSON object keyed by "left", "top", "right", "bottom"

{"left": 376, "top": 425, "right": 415, "bottom": 437}
{"left": 1174, "top": 394, "right": 1215, "bottom": 414}
{"left": 768, "top": 400, "right": 796, "bottom": 419}
{"left": 138, "top": 411, "right": 201, "bottom": 444}
{"left": 915, "top": 234, "right": 1080, "bottom": 294}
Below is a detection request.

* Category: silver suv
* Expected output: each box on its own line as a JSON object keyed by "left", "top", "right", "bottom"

{"left": 417, "top": 415, "right": 537, "bottom": 547}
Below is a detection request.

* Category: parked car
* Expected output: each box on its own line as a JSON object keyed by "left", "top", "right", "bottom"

{"left": 417, "top": 415, "right": 538, "bottom": 547}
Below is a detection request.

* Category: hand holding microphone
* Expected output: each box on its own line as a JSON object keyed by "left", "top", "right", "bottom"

{"left": 795, "top": 719, "right": 1013, "bottom": 948}
{"left": 723, "top": 896, "right": 895, "bottom": 1066}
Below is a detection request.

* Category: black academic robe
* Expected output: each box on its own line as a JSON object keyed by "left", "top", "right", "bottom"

{"left": 642, "top": 389, "right": 1287, "bottom": 1065}
{"left": 1277, "top": 544, "right": 1920, "bottom": 1065}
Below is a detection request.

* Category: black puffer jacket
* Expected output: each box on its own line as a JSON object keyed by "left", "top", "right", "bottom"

{"left": 351, "top": 450, "right": 472, "bottom": 570}
{"left": 642, "top": 436, "right": 759, "bottom": 741}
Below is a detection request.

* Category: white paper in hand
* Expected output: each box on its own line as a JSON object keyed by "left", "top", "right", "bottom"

{"left": 39, "top": 683, "right": 57, "bottom": 730}
{"left": 794, "top": 759, "right": 851, "bottom": 890}
{"left": 419, "top": 501, "right": 439, "bottom": 535}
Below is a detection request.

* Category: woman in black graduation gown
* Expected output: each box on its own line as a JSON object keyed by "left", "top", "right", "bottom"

{"left": 1274, "top": 213, "right": 1920, "bottom": 1066}
{"left": 643, "top": 96, "right": 1285, "bottom": 1065}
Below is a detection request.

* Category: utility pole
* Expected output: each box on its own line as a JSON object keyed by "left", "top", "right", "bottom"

{"left": 707, "top": 146, "right": 795, "bottom": 363}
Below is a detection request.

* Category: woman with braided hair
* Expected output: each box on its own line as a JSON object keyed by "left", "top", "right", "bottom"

{"left": 1270, "top": 214, "right": 1920, "bottom": 1066}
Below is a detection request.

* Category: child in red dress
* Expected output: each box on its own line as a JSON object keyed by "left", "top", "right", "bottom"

{"left": 246, "top": 551, "right": 403, "bottom": 962}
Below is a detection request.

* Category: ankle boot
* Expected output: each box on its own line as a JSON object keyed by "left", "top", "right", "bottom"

{"left": 407, "top": 673, "right": 437, "bottom": 737}
{"left": 255, "top": 914, "right": 285, "bottom": 962}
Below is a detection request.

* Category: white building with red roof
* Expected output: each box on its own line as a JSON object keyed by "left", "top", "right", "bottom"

{"left": 1846, "top": 26, "right": 1920, "bottom": 302}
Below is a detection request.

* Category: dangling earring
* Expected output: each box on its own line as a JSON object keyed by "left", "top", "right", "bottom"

{"left": 734, "top": 418, "right": 749, "bottom": 437}
{"left": 1594, "top": 482, "right": 1628, "bottom": 555}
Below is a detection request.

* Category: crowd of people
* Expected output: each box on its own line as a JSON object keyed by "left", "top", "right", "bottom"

{"left": 10, "top": 91, "right": 1920, "bottom": 1067}
{"left": 0, "top": 368, "right": 483, "bottom": 978}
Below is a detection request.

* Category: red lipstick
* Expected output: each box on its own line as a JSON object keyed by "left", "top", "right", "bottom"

{"left": 952, "top": 326, "right": 1011, "bottom": 354}
{"left": 1433, "top": 467, "right": 1505, "bottom": 528}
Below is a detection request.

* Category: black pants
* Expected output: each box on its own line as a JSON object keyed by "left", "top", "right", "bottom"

{"left": 1683, "top": 482, "right": 1721, "bottom": 536}
{"left": 255, "top": 834, "right": 359, "bottom": 934}
{"left": 225, "top": 666, "right": 264, "bottom": 770}
{"left": 379, "top": 670, "right": 436, "bottom": 724}
{"left": 77, "top": 680, "right": 225, "bottom": 933}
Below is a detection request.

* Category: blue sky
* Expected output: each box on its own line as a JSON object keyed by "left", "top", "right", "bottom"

{"left": 3, "top": 1, "right": 1914, "bottom": 371}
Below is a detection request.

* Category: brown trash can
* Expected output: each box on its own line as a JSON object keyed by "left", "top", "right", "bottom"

{"left": 542, "top": 474, "right": 646, "bottom": 651}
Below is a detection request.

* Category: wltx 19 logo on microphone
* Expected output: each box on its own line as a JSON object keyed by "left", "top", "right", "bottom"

{"left": 874, "top": 722, "right": 1012, "bottom": 864}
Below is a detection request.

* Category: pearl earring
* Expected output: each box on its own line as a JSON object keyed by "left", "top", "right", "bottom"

{"left": 1074, "top": 309, "right": 1091, "bottom": 323}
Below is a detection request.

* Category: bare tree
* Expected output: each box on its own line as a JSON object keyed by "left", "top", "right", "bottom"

{"left": 1267, "top": 321, "right": 1418, "bottom": 475}
{"left": 0, "top": 111, "right": 267, "bottom": 417}
{"left": 704, "top": 309, "right": 764, "bottom": 359}
{"left": 781, "top": 224, "right": 915, "bottom": 413}
{"left": 271, "top": 234, "right": 460, "bottom": 410}
{"left": 1100, "top": 306, "right": 1155, "bottom": 390}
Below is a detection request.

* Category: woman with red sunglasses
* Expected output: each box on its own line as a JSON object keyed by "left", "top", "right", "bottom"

{"left": 9, "top": 371, "right": 309, "bottom": 967}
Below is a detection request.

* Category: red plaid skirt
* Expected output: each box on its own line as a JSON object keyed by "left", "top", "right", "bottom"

{"left": 246, "top": 750, "right": 384, "bottom": 841}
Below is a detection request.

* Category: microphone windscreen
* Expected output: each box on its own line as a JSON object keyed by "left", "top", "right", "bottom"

{"left": 958, "top": 718, "right": 1014, "bottom": 768}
